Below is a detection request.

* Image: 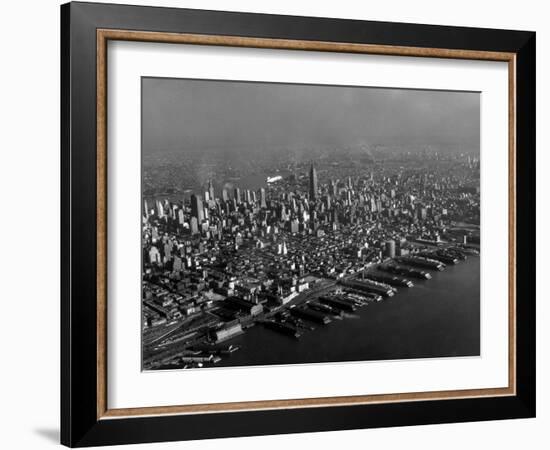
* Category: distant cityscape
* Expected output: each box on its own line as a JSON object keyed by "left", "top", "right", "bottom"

{"left": 141, "top": 150, "right": 480, "bottom": 370}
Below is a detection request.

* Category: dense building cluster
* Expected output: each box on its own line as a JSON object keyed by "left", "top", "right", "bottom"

{"left": 142, "top": 154, "right": 480, "bottom": 369}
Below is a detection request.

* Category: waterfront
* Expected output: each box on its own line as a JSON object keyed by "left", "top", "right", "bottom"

{"left": 208, "top": 256, "right": 480, "bottom": 368}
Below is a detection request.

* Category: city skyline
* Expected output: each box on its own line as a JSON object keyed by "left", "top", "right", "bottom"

{"left": 141, "top": 78, "right": 481, "bottom": 370}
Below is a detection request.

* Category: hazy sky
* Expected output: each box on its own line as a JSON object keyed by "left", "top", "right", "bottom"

{"left": 142, "top": 77, "right": 480, "bottom": 154}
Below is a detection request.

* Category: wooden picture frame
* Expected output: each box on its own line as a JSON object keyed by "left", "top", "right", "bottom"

{"left": 61, "top": 2, "right": 535, "bottom": 447}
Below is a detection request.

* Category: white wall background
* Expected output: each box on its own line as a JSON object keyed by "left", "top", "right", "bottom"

{"left": 0, "top": 0, "right": 545, "bottom": 448}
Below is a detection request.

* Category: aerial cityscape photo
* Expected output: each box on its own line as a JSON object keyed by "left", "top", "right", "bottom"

{"left": 141, "top": 77, "right": 481, "bottom": 371}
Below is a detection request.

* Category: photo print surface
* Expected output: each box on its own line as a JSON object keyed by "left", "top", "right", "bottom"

{"left": 141, "top": 77, "right": 481, "bottom": 371}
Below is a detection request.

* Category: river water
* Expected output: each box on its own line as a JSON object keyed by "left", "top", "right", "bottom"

{"left": 214, "top": 256, "right": 480, "bottom": 368}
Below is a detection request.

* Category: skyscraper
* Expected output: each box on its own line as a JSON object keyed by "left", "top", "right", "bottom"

{"left": 190, "top": 194, "right": 204, "bottom": 222}
{"left": 156, "top": 200, "right": 164, "bottom": 219}
{"left": 260, "top": 188, "right": 267, "bottom": 208}
{"left": 309, "top": 163, "right": 318, "bottom": 200}
{"left": 234, "top": 187, "right": 241, "bottom": 204}
{"left": 208, "top": 179, "right": 215, "bottom": 201}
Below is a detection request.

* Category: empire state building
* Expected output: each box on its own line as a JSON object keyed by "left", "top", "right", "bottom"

{"left": 309, "top": 163, "right": 318, "bottom": 200}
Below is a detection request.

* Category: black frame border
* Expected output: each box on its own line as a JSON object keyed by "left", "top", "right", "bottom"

{"left": 61, "top": 2, "right": 536, "bottom": 447}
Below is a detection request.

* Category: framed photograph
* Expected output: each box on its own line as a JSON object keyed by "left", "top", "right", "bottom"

{"left": 61, "top": 2, "right": 536, "bottom": 447}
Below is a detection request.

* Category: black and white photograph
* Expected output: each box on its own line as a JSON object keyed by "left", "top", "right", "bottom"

{"left": 0, "top": 0, "right": 542, "bottom": 447}
{"left": 141, "top": 77, "right": 481, "bottom": 370}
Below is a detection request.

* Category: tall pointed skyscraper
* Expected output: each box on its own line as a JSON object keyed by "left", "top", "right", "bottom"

{"left": 309, "top": 163, "right": 318, "bottom": 200}
{"left": 208, "top": 179, "right": 215, "bottom": 202}
{"left": 190, "top": 194, "right": 204, "bottom": 222}
{"left": 260, "top": 188, "right": 267, "bottom": 208}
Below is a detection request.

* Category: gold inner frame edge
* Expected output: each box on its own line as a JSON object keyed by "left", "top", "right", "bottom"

{"left": 96, "top": 28, "right": 517, "bottom": 420}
